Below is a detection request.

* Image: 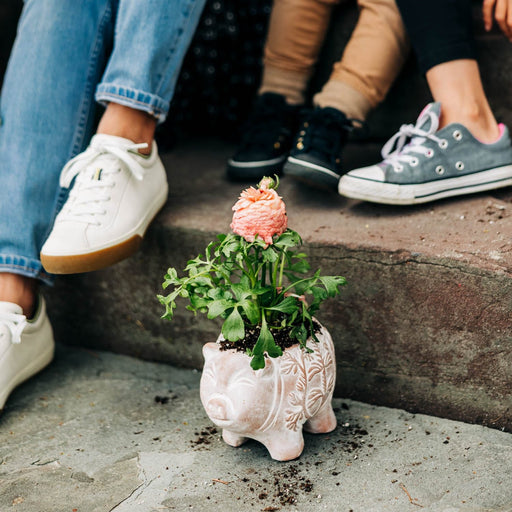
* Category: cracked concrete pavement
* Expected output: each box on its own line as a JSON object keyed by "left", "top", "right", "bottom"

{"left": 1, "top": 344, "right": 512, "bottom": 512}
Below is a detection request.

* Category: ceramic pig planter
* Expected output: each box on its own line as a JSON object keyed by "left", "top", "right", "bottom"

{"left": 159, "top": 178, "right": 346, "bottom": 461}
{"left": 200, "top": 322, "right": 337, "bottom": 461}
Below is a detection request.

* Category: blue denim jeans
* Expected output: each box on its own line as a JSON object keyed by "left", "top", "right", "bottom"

{"left": 0, "top": 0, "right": 205, "bottom": 284}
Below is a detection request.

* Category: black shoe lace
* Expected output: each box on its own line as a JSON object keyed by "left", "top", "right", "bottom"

{"left": 298, "top": 108, "right": 361, "bottom": 164}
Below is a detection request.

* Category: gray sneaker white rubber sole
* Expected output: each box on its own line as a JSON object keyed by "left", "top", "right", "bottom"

{"left": 339, "top": 164, "right": 512, "bottom": 205}
{"left": 339, "top": 103, "right": 512, "bottom": 205}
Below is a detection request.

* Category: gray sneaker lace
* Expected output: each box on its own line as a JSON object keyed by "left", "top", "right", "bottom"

{"left": 0, "top": 309, "right": 27, "bottom": 344}
{"left": 58, "top": 141, "right": 148, "bottom": 225}
{"left": 381, "top": 110, "right": 444, "bottom": 172}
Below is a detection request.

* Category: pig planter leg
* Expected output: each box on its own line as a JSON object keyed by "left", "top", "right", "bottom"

{"left": 222, "top": 429, "right": 305, "bottom": 462}
{"left": 256, "top": 430, "right": 305, "bottom": 462}
{"left": 222, "top": 430, "right": 247, "bottom": 447}
{"left": 304, "top": 401, "right": 337, "bottom": 434}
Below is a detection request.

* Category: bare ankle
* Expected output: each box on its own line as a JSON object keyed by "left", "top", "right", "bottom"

{"left": 439, "top": 103, "right": 500, "bottom": 143}
{"left": 97, "top": 102, "right": 157, "bottom": 151}
{"left": 0, "top": 273, "right": 38, "bottom": 317}
{"left": 426, "top": 60, "right": 500, "bottom": 143}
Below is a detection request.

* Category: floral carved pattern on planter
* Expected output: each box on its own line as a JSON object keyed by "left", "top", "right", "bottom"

{"left": 281, "top": 326, "right": 336, "bottom": 432}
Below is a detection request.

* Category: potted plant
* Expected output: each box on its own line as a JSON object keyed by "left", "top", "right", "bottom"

{"left": 158, "top": 177, "right": 346, "bottom": 461}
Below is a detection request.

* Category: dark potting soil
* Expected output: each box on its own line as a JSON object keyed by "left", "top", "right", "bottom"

{"left": 219, "top": 321, "right": 321, "bottom": 354}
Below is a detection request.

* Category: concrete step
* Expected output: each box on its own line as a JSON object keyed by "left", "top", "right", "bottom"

{"left": 46, "top": 136, "right": 512, "bottom": 433}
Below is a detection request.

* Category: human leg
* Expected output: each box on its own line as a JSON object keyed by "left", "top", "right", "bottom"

{"left": 397, "top": 0, "right": 499, "bottom": 142}
{"left": 40, "top": 0, "right": 207, "bottom": 274}
{"left": 315, "top": 0, "right": 409, "bottom": 120}
{"left": 283, "top": 0, "right": 409, "bottom": 188}
{"left": 339, "top": 0, "right": 512, "bottom": 204}
{"left": 0, "top": 0, "right": 115, "bottom": 287}
{"left": 0, "top": 0, "right": 117, "bottom": 409}
{"left": 227, "top": 0, "right": 338, "bottom": 181}
{"left": 259, "top": 0, "right": 339, "bottom": 105}
{"left": 425, "top": 60, "right": 499, "bottom": 143}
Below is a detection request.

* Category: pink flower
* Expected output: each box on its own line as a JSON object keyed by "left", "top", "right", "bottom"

{"left": 230, "top": 177, "right": 287, "bottom": 245}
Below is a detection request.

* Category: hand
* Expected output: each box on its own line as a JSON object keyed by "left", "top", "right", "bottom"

{"left": 483, "top": 0, "right": 512, "bottom": 41}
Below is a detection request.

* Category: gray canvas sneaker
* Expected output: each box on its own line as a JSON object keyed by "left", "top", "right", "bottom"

{"left": 338, "top": 103, "right": 512, "bottom": 205}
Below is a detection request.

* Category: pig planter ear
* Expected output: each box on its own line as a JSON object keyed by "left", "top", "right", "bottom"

{"left": 199, "top": 323, "right": 337, "bottom": 461}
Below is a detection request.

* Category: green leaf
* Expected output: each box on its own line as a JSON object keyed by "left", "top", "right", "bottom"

{"left": 251, "top": 283, "right": 271, "bottom": 296}
{"left": 310, "top": 286, "right": 328, "bottom": 303}
{"left": 188, "top": 294, "right": 209, "bottom": 311}
{"left": 208, "top": 288, "right": 232, "bottom": 300}
{"left": 239, "top": 299, "right": 260, "bottom": 325}
{"left": 250, "top": 354, "right": 266, "bottom": 371}
{"left": 162, "top": 268, "right": 181, "bottom": 289}
{"left": 287, "top": 277, "right": 312, "bottom": 296}
{"left": 221, "top": 307, "right": 245, "bottom": 341}
{"left": 267, "top": 295, "right": 300, "bottom": 314}
{"left": 220, "top": 234, "right": 241, "bottom": 258}
{"left": 288, "top": 259, "right": 310, "bottom": 274}
{"left": 157, "top": 293, "right": 177, "bottom": 320}
{"left": 319, "top": 275, "right": 347, "bottom": 296}
{"left": 290, "top": 323, "right": 308, "bottom": 345}
{"left": 191, "top": 275, "right": 214, "bottom": 287}
{"left": 261, "top": 246, "right": 279, "bottom": 263}
{"left": 231, "top": 282, "right": 252, "bottom": 302}
{"left": 251, "top": 319, "right": 282, "bottom": 370}
{"left": 273, "top": 230, "right": 302, "bottom": 248}
{"left": 207, "top": 299, "right": 234, "bottom": 319}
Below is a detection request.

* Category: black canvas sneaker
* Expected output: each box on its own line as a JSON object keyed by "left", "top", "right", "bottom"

{"left": 283, "top": 106, "right": 354, "bottom": 189}
{"left": 227, "top": 93, "right": 300, "bottom": 181}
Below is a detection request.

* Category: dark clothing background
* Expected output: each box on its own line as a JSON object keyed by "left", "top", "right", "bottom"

{"left": 396, "top": 0, "right": 477, "bottom": 74}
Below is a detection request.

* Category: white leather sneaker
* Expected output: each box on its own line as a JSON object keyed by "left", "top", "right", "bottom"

{"left": 40, "top": 134, "right": 169, "bottom": 274}
{"left": 0, "top": 297, "right": 55, "bottom": 411}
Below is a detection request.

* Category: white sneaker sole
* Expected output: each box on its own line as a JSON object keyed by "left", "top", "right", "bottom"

{"left": 41, "top": 185, "right": 168, "bottom": 274}
{"left": 339, "top": 165, "right": 512, "bottom": 205}
{"left": 226, "top": 156, "right": 287, "bottom": 181}
{"left": 227, "top": 155, "right": 287, "bottom": 168}
{"left": 0, "top": 341, "right": 54, "bottom": 411}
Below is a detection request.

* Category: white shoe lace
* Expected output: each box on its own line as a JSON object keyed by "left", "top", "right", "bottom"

{"left": 58, "top": 140, "right": 149, "bottom": 225}
{"left": 381, "top": 109, "right": 444, "bottom": 172}
{"left": 0, "top": 309, "right": 27, "bottom": 345}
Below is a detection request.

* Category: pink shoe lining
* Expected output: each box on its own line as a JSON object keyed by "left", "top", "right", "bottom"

{"left": 476, "top": 123, "right": 505, "bottom": 145}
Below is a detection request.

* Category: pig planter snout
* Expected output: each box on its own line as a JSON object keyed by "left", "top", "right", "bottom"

{"left": 205, "top": 396, "right": 231, "bottom": 423}
{"left": 200, "top": 323, "right": 337, "bottom": 461}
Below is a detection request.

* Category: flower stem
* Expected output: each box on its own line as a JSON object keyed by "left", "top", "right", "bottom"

{"left": 278, "top": 250, "right": 286, "bottom": 288}
{"left": 281, "top": 275, "right": 317, "bottom": 296}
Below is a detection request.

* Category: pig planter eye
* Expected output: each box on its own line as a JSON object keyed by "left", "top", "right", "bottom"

{"left": 159, "top": 177, "right": 345, "bottom": 462}
{"left": 200, "top": 323, "right": 337, "bottom": 461}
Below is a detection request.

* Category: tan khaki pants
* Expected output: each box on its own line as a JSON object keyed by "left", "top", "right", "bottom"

{"left": 259, "top": 0, "right": 409, "bottom": 120}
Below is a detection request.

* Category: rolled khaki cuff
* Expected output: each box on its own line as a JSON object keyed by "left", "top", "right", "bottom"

{"left": 313, "top": 79, "right": 373, "bottom": 120}
{"left": 259, "top": 65, "right": 310, "bottom": 105}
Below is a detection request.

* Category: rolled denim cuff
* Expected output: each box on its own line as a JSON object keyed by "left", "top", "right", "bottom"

{"left": 95, "top": 84, "right": 170, "bottom": 123}
{"left": 0, "top": 254, "right": 54, "bottom": 285}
